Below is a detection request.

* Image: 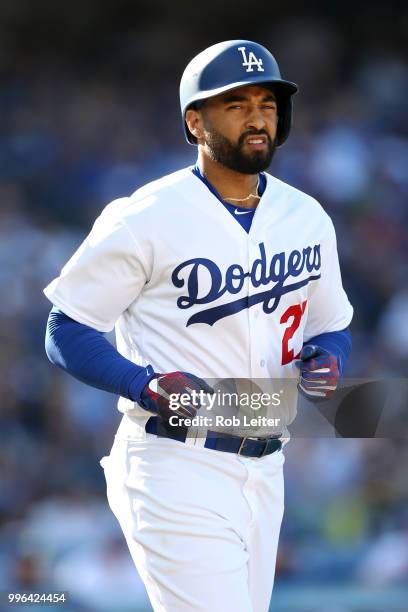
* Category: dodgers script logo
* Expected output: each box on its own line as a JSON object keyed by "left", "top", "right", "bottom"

{"left": 171, "top": 242, "right": 321, "bottom": 326}
{"left": 238, "top": 46, "right": 264, "bottom": 72}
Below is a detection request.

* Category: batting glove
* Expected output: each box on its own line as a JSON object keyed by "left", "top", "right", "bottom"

{"left": 140, "top": 372, "right": 213, "bottom": 420}
{"left": 295, "top": 345, "right": 340, "bottom": 401}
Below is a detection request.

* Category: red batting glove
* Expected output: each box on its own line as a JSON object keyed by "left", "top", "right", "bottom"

{"left": 295, "top": 345, "right": 339, "bottom": 401}
{"left": 140, "top": 372, "right": 213, "bottom": 420}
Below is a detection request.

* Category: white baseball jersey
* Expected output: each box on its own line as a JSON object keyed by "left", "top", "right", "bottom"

{"left": 44, "top": 167, "right": 353, "bottom": 611}
{"left": 44, "top": 167, "right": 353, "bottom": 424}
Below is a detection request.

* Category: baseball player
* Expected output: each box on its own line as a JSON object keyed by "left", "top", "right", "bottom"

{"left": 44, "top": 40, "right": 353, "bottom": 611}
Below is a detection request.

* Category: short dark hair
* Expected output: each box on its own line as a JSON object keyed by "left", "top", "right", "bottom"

{"left": 189, "top": 100, "right": 205, "bottom": 111}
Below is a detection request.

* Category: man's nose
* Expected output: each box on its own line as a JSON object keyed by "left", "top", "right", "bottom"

{"left": 245, "top": 107, "right": 266, "bottom": 131}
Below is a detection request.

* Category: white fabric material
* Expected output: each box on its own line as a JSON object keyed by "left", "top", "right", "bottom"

{"left": 101, "top": 429, "right": 285, "bottom": 612}
{"left": 44, "top": 167, "right": 353, "bottom": 611}
{"left": 44, "top": 168, "right": 353, "bottom": 422}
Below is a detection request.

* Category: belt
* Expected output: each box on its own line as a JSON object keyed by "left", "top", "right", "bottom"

{"left": 145, "top": 417, "right": 282, "bottom": 458}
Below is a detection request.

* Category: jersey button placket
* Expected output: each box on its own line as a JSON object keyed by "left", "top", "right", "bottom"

{"left": 247, "top": 238, "right": 264, "bottom": 379}
{"left": 249, "top": 228, "right": 273, "bottom": 378}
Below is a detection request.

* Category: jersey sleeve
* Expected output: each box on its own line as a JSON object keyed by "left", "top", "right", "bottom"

{"left": 44, "top": 200, "right": 149, "bottom": 332}
{"left": 303, "top": 217, "right": 353, "bottom": 341}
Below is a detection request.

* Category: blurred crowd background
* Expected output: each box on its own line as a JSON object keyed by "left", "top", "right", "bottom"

{"left": 0, "top": 0, "right": 407, "bottom": 610}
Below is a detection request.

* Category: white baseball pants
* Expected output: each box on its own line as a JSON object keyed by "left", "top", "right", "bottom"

{"left": 101, "top": 422, "right": 285, "bottom": 612}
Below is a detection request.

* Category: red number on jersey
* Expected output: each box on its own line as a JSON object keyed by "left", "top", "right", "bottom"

{"left": 280, "top": 300, "right": 307, "bottom": 365}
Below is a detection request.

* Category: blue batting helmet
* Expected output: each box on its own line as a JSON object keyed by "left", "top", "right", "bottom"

{"left": 180, "top": 40, "right": 298, "bottom": 147}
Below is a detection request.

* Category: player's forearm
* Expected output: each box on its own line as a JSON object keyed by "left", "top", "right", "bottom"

{"left": 45, "top": 307, "right": 155, "bottom": 402}
{"left": 303, "top": 328, "right": 352, "bottom": 376}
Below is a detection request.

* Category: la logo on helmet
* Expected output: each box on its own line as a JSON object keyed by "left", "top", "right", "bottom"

{"left": 238, "top": 46, "right": 264, "bottom": 72}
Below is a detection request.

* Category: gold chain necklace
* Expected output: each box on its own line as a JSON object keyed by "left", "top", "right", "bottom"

{"left": 223, "top": 177, "right": 260, "bottom": 203}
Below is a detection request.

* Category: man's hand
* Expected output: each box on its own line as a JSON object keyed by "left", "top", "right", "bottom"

{"left": 140, "top": 372, "right": 213, "bottom": 420}
{"left": 295, "top": 345, "right": 340, "bottom": 401}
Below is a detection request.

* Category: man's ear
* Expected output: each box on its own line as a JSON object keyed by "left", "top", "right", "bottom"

{"left": 185, "top": 108, "right": 204, "bottom": 142}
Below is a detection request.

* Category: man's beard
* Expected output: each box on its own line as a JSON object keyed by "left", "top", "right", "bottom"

{"left": 203, "top": 126, "right": 277, "bottom": 174}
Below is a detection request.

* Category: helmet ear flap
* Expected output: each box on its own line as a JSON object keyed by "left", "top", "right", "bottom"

{"left": 275, "top": 95, "right": 293, "bottom": 146}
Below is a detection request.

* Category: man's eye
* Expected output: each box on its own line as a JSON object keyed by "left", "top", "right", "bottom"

{"left": 263, "top": 105, "right": 277, "bottom": 110}
{"left": 227, "top": 105, "right": 242, "bottom": 110}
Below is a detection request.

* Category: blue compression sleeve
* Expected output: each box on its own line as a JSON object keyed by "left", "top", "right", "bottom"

{"left": 303, "top": 328, "right": 352, "bottom": 376}
{"left": 45, "top": 307, "right": 155, "bottom": 402}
